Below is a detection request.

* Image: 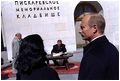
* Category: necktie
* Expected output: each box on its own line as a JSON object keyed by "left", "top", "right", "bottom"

{"left": 58, "top": 46, "right": 60, "bottom": 50}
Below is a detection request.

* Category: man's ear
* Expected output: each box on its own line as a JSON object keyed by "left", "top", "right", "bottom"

{"left": 93, "top": 24, "right": 98, "bottom": 34}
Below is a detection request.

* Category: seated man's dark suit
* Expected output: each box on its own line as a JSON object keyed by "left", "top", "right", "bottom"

{"left": 51, "top": 44, "right": 67, "bottom": 66}
{"left": 78, "top": 36, "right": 119, "bottom": 80}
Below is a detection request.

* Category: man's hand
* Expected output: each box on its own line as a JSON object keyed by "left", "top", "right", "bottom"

{"left": 59, "top": 52, "right": 63, "bottom": 54}
{"left": 53, "top": 53, "right": 56, "bottom": 55}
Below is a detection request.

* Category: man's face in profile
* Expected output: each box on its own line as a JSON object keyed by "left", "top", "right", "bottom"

{"left": 57, "top": 42, "right": 62, "bottom": 46}
{"left": 79, "top": 16, "right": 94, "bottom": 41}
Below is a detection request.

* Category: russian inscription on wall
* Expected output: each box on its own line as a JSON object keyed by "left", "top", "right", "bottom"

{"left": 15, "top": 1, "right": 60, "bottom": 19}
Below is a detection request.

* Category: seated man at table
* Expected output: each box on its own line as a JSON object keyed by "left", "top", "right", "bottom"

{"left": 51, "top": 40, "right": 67, "bottom": 66}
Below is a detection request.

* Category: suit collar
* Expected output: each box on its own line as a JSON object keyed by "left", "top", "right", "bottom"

{"left": 83, "top": 36, "right": 109, "bottom": 54}
{"left": 90, "top": 35, "right": 104, "bottom": 42}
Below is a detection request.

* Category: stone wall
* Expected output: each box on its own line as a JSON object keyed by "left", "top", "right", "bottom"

{"left": 1, "top": 1, "right": 76, "bottom": 60}
{"left": 1, "top": 1, "right": 119, "bottom": 60}
{"left": 99, "top": 1, "right": 119, "bottom": 46}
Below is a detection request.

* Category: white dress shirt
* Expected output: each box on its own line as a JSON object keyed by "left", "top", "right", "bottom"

{"left": 90, "top": 35, "right": 104, "bottom": 42}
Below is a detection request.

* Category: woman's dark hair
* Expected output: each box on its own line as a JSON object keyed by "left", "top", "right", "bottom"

{"left": 15, "top": 34, "right": 47, "bottom": 74}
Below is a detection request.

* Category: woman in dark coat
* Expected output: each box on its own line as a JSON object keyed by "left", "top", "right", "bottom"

{"left": 15, "top": 34, "right": 60, "bottom": 80}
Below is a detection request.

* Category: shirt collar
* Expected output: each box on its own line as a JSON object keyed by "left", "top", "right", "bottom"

{"left": 90, "top": 35, "right": 104, "bottom": 42}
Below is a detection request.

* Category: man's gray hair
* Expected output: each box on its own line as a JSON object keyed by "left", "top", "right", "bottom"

{"left": 15, "top": 33, "right": 21, "bottom": 36}
{"left": 87, "top": 13, "right": 105, "bottom": 34}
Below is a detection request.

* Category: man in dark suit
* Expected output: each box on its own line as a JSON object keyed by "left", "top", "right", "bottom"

{"left": 78, "top": 13, "right": 119, "bottom": 80}
{"left": 51, "top": 40, "right": 67, "bottom": 66}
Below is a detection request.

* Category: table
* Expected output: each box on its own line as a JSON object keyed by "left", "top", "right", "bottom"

{"left": 46, "top": 53, "right": 73, "bottom": 71}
